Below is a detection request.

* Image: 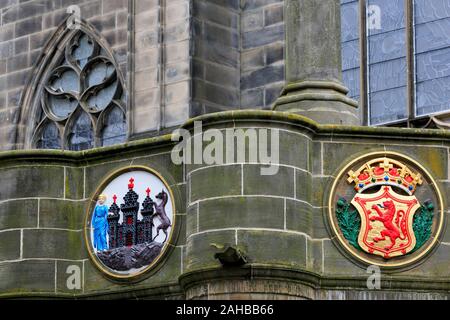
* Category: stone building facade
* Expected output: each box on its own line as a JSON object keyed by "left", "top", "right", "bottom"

{"left": 0, "top": 0, "right": 448, "bottom": 299}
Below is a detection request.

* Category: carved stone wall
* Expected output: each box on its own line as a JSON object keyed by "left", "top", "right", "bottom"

{"left": 0, "top": 111, "right": 448, "bottom": 299}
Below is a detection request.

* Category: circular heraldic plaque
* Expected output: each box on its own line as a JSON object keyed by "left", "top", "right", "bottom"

{"left": 85, "top": 166, "right": 175, "bottom": 279}
{"left": 327, "top": 151, "right": 445, "bottom": 269}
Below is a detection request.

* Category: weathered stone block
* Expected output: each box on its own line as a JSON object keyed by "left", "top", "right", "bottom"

{"left": 311, "top": 175, "right": 334, "bottom": 208}
{"left": 0, "top": 199, "right": 38, "bottom": 231}
{"left": 265, "top": 42, "right": 284, "bottom": 65}
{"left": 237, "top": 230, "right": 307, "bottom": 268}
{"left": 164, "top": 21, "right": 190, "bottom": 43}
{"left": 296, "top": 169, "right": 312, "bottom": 202}
{"left": 65, "top": 167, "right": 84, "bottom": 200}
{"left": 285, "top": 199, "right": 312, "bottom": 235}
{"left": 264, "top": 4, "right": 283, "bottom": 26}
{"left": 312, "top": 207, "right": 329, "bottom": 239}
{"left": 322, "top": 239, "right": 366, "bottom": 276}
{"left": 189, "top": 165, "right": 241, "bottom": 203}
{"left": 242, "top": 24, "right": 284, "bottom": 50}
{"left": 0, "top": 260, "right": 55, "bottom": 295}
{"left": 199, "top": 196, "right": 284, "bottom": 231}
{"left": 6, "top": 53, "right": 28, "bottom": 73}
{"left": 166, "top": 1, "right": 189, "bottom": 23}
{"left": 278, "top": 130, "right": 309, "bottom": 170}
{"left": 241, "top": 64, "right": 284, "bottom": 89}
{"left": 14, "top": 36, "right": 29, "bottom": 55}
{"left": 175, "top": 214, "right": 187, "bottom": 246}
{"left": 0, "top": 230, "right": 20, "bottom": 261}
{"left": 15, "top": 16, "right": 42, "bottom": 37}
{"left": 241, "top": 88, "right": 264, "bottom": 108}
{"left": 241, "top": 47, "right": 265, "bottom": 72}
{"left": 243, "top": 164, "right": 294, "bottom": 198}
{"left": 186, "top": 204, "right": 198, "bottom": 236}
{"left": 132, "top": 106, "right": 160, "bottom": 133}
{"left": 307, "top": 239, "right": 323, "bottom": 273}
{"left": 103, "top": 0, "right": 127, "bottom": 13}
{"left": 311, "top": 142, "right": 322, "bottom": 175}
{"left": 193, "top": 39, "right": 239, "bottom": 68}
{"left": 165, "top": 80, "right": 190, "bottom": 105}
{"left": 205, "top": 63, "right": 239, "bottom": 89}
{"left": 0, "top": 166, "right": 64, "bottom": 201}
{"left": 165, "top": 61, "right": 190, "bottom": 84}
{"left": 164, "top": 102, "right": 190, "bottom": 127}
{"left": 242, "top": 10, "right": 264, "bottom": 32}
{"left": 39, "top": 199, "right": 87, "bottom": 230}
{"left": 23, "top": 229, "right": 87, "bottom": 260}
{"left": 194, "top": 0, "right": 238, "bottom": 29}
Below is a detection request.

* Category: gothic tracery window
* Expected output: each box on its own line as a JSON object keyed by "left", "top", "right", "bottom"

{"left": 32, "top": 31, "right": 127, "bottom": 150}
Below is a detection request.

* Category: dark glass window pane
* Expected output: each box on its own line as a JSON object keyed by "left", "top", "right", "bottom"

{"left": 71, "top": 34, "right": 94, "bottom": 69}
{"left": 86, "top": 80, "right": 118, "bottom": 111}
{"left": 341, "top": 0, "right": 360, "bottom": 101}
{"left": 48, "top": 95, "right": 78, "bottom": 118}
{"left": 68, "top": 112, "right": 94, "bottom": 151}
{"left": 415, "top": 0, "right": 450, "bottom": 116}
{"left": 102, "top": 107, "right": 126, "bottom": 147}
{"left": 87, "top": 61, "right": 115, "bottom": 87}
{"left": 36, "top": 122, "right": 61, "bottom": 150}
{"left": 49, "top": 68, "right": 79, "bottom": 94}
{"left": 368, "top": 0, "right": 407, "bottom": 125}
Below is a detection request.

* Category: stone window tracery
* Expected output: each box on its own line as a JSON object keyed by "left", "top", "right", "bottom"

{"left": 32, "top": 31, "right": 127, "bottom": 150}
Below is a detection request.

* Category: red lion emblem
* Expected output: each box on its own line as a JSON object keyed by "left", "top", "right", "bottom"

{"left": 370, "top": 200, "right": 408, "bottom": 251}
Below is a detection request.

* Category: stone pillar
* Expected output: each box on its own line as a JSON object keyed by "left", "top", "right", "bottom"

{"left": 274, "top": 0, "right": 359, "bottom": 125}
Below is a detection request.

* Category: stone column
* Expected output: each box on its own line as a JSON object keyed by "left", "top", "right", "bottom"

{"left": 274, "top": 0, "right": 359, "bottom": 125}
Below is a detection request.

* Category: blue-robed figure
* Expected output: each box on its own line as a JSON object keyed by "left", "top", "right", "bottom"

{"left": 93, "top": 194, "right": 109, "bottom": 251}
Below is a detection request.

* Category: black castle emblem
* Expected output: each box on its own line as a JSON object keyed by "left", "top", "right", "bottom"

{"left": 97, "top": 178, "right": 172, "bottom": 271}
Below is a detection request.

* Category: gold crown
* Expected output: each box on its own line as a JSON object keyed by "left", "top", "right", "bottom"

{"left": 347, "top": 157, "right": 423, "bottom": 195}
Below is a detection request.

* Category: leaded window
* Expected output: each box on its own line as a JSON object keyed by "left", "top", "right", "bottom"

{"left": 340, "top": 0, "right": 450, "bottom": 127}
{"left": 32, "top": 31, "right": 127, "bottom": 150}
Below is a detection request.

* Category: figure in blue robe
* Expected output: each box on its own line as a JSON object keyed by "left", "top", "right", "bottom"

{"left": 93, "top": 195, "right": 109, "bottom": 251}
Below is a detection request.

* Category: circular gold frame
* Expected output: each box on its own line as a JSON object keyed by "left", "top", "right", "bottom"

{"left": 84, "top": 165, "right": 177, "bottom": 281}
{"left": 327, "top": 151, "right": 445, "bottom": 269}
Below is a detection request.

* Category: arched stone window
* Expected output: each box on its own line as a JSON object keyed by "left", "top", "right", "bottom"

{"left": 30, "top": 29, "right": 127, "bottom": 150}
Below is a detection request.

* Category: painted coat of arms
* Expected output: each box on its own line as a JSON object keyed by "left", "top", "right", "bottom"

{"left": 329, "top": 153, "right": 444, "bottom": 268}
{"left": 85, "top": 168, "right": 175, "bottom": 278}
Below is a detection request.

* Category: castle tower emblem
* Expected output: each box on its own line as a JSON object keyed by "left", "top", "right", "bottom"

{"left": 87, "top": 169, "right": 175, "bottom": 277}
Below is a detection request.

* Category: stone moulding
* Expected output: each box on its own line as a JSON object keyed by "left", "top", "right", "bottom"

{"left": 179, "top": 265, "right": 450, "bottom": 299}
{"left": 2, "top": 111, "right": 450, "bottom": 163}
